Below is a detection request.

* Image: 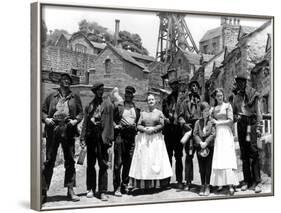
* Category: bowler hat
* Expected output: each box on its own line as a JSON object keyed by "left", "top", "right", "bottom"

{"left": 125, "top": 86, "right": 136, "bottom": 94}
{"left": 188, "top": 80, "right": 201, "bottom": 89}
{"left": 91, "top": 82, "right": 104, "bottom": 93}
{"left": 59, "top": 72, "right": 73, "bottom": 84}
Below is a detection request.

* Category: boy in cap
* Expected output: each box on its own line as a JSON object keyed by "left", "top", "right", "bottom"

{"left": 113, "top": 86, "right": 140, "bottom": 196}
{"left": 80, "top": 82, "right": 114, "bottom": 201}
{"left": 42, "top": 72, "right": 83, "bottom": 203}
{"left": 178, "top": 80, "right": 201, "bottom": 191}
{"left": 232, "top": 72, "right": 263, "bottom": 193}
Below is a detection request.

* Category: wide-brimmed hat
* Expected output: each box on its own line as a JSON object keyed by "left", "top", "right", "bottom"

{"left": 125, "top": 86, "right": 136, "bottom": 94}
{"left": 59, "top": 73, "right": 73, "bottom": 84}
{"left": 188, "top": 80, "right": 201, "bottom": 89}
{"left": 91, "top": 82, "right": 104, "bottom": 93}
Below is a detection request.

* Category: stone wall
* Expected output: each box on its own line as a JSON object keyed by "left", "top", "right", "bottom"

{"left": 240, "top": 25, "right": 271, "bottom": 79}
{"left": 42, "top": 46, "right": 96, "bottom": 82}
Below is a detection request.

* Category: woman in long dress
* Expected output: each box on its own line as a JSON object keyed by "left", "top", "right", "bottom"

{"left": 129, "top": 94, "right": 173, "bottom": 191}
{"left": 210, "top": 88, "right": 239, "bottom": 195}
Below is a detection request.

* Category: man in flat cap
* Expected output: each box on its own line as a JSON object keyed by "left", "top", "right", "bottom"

{"left": 232, "top": 72, "right": 263, "bottom": 193}
{"left": 162, "top": 78, "right": 184, "bottom": 189}
{"left": 80, "top": 82, "right": 114, "bottom": 201}
{"left": 113, "top": 86, "right": 140, "bottom": 196}
{"left": 42, "top": 72, "right": 83, "bottom": 203}
{"left": 178, "top": 80, "right": 202, "bottom": 191}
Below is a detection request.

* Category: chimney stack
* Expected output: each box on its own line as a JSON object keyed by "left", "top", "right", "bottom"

{"left": 114, "top": 19, "right": 120, "bottom": 47}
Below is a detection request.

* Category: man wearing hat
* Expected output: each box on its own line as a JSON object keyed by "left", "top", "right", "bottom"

{"left": 232, "top": 72, "right": 263, "bottom": 193}
{"left": 113, "top": 86, "right": 140, "bottom": 196}
{"left": 42, "top": 72, "right": 83, "bottom": 202}
{"left": 178, "top": 80, "right": 202, "bottom": 191}
{"left": 162, "top": 78, "right": 184, "bottom": 189}
{"left": 80, "top": 82, "right": 114, "bottom": 201}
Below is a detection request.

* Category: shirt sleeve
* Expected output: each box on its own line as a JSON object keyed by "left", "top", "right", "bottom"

{"left": 226, "top": 103, "right": 234, "bottom": 121}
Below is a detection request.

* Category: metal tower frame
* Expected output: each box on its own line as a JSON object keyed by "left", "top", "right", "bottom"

{"left": 156, "top": 13, "right": 199, "bottom": 64}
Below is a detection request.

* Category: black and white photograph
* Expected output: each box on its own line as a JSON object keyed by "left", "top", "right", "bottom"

{"left": 31, "top": 2, "right": 273, "bottom": 211}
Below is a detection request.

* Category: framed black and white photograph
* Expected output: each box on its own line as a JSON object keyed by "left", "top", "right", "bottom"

{"left": 31, "top": 1, "right": 274, "bottom": 211}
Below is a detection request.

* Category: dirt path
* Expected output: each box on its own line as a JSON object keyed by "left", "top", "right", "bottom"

{"left": 42, "top": 143, "right": 272, "bottom": 210}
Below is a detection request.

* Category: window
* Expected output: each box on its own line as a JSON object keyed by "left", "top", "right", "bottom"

{"left": 178, "top": 58, "right": 182, "bottom": 65}
{"left": 75, "top": 43, "right": 86, "bottom": 53}
{"left": 71, "top": 68, "right": 78, "bottom": 76}
{"left": 212, "top": 42, "right": 217, "bottom": 53}
{"left": 105, "top": 59, "right": 112, "bottom": 74}
{"left": 203, "top": 45, "right": 208, "bottom": 54}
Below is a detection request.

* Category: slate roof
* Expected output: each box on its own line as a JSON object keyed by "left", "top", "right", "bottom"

{"left": 200, "top": 26, "right": 223, "bottom": 42}
{"left": 127, "top": 51, "right": 155, "bottom": 62}
{"left": 107, "top": 43, "right": 147, "bottom": 70}
{"left": 90, "top": 41, "right": 106, "bottom": 50}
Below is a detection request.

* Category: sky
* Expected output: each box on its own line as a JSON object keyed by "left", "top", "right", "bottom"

{"left": 42, "top": 5, "right": 269, "bottom": 57}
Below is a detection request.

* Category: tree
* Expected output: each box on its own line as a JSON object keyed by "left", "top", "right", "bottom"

{"left": 78, "top": 19, "right": 113, "bottom": 43}
{"left": 119, "top": 31, "right": 148, "bottom": 55}
{"left": 77, "top": 19, "right": 149, "bottom": 55}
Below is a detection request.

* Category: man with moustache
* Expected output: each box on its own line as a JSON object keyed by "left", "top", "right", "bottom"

{"left": 42, "top": 73, "right": 83, "bottom": 203}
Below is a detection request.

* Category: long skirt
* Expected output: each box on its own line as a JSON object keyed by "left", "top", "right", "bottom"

{"left": 129, "top": 132, "right": 173, "bottom": 189}
{"left": 211, "top": 125, "right": 239, "bottom": 186}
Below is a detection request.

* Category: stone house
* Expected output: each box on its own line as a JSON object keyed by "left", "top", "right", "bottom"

{"left": 55, "top": 31, "right": 106, "bottom": 55}
{"left": 217, "top": 20, "right": 272, "bottom": 100}
{"left": 89, "top": 43, "right": 153, "bottom": 110}
{"left": 199, "top": 17, "right": 242, "bottom": 55}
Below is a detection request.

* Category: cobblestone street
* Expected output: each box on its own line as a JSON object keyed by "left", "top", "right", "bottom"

{"left": 42, "top": 142, "right": 272, "bottom": 210}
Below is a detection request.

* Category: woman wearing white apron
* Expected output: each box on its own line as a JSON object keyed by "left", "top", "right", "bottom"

{"left": 129, "top": 94, "right": 173, "bottom": 192}
{"left": 210, "top": 88, "right": 239, "bottom": 195}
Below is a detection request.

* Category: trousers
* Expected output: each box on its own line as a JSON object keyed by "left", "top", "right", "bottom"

{"left": 196, "top": 147, "right": 214, "bottom": 185}
{"left": 42, "top": 124, "right": 76, "bottom": 190}
{"left": 113, "top": 130, "right": 135, "bottom": 191}
{"left": 163, "top": 124, "right": 183, "bottom": 183}
{"left": 237, "top": 116, "right": 261, "bottom": 185}
{"left": 86, "top": 127, "right": 109, "bottom": 193}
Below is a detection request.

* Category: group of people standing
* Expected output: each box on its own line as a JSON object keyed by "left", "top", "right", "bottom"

{"left": 41, "top": 71, "right": 263, "bottom": 203}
